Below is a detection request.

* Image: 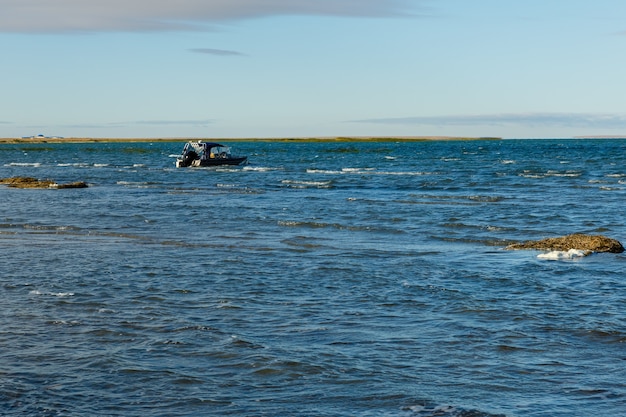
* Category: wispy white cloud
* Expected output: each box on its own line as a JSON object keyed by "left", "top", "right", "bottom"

{"left": 354, "top": 113, "right": 626, "bottom": 129}
{"left": 0, "top": 0, "right": 419, "bottom": 33}
{"left": 189, "top": 48, "right": 246, "bottom": 57}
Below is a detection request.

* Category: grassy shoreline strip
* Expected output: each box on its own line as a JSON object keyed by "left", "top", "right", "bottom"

{"left": 0, "top": 136, "right": 501, "bottom": 144}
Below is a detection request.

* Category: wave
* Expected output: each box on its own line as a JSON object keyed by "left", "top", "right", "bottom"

{"left": 281, "top": 179, "right": 333, "bottom": 188}
{"left": 0, "top": 223, "right": 84, "bottom": 233}
{"left": 443, "top": 222, "right": 513, "bottom": 232}
{"left": 215, "top": 183, "right": 239, "bottom": 188}
{"left": 243, "top": 166, "right": 283, "bottom": 172}
{"left": 306, "top": 168, "right": 431, "bottom": 176}
{"left": 519, "top": 170, "right": 582, "bottom": 178}
{"left": 404, "top": 404, "right": 506, "bottom": 417}
{"left": 399, "top": 194, "right": 506, "bottom": 205}
{"left": 277, "top": 220, "right": 404, "bottom": 234}
{"left": 56, "top": 162, "right": 91, "bottom": 167}
{"left": 29, "top": 290, "right": 75, "bottom": 297}
{"left": 537, "top": 249, "right": 588, "bottom": 260}
{"left": 5, "top": 162, "right": 42, "bottom": 167}
{"left": 116, "top": 181, "right": 160, "bottom": 188}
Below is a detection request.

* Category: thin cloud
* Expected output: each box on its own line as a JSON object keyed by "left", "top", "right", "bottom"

{"left": 189, "top": 48, "right": 246, "bottom": 57}
{"left": 354, "top": 113, "right": 626, "bottom": 129}
{"left": 0, "top": 0, "right": 419, "bottom": 33}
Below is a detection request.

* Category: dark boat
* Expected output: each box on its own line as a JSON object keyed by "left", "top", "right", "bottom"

{"left": 175, "top": 141, "right": 247, "bottom": 167}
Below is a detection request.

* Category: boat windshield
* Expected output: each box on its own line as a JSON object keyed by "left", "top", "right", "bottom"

{"left": 179, "top": 141, "right": 234, "bottom": 160}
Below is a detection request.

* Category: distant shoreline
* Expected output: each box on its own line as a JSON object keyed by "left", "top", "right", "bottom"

{"left": 0, "top": 136, "right": 501, "bottom": 144}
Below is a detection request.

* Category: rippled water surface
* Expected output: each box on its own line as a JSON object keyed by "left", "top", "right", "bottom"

{"left": 1, "top": 139, "right": 625, "bottom": 416}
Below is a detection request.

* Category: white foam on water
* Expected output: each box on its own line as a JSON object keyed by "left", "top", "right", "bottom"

{"left": 307, "top": 168, "right": 428, "bottom": 176}
{"left": 29, "top": 290, "right": 74, "bottom": 297}
{"left": 537, "top": 249, "right": 588, "bottom": 260}
{"left": 117, "top": 181, "right": 149, "bottom": 186}
{"left": 281, "top": 179, "right": 332, "bottom": 188}
{"left": 306, "top": 169, "right": 341, "bottom": 174}
{"left": 6, "top": 162, "right": 41, "bottom": 167}
{"left": 242, "top": 166, "right": 281, "bottom": 172}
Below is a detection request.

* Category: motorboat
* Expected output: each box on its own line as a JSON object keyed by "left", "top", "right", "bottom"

{"left": 176, "top": 141, "right": 247, "bottom": 167}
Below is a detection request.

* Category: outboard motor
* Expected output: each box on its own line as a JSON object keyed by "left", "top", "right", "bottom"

{"left": 178, "top": 150, "right": 198, "bottom": 167}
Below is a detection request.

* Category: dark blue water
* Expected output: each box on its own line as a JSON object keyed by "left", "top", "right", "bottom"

{"left": 1, "top": 139, "right": 625, "bottom": 416}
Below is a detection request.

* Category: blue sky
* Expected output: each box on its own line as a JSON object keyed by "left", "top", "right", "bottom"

{"left": 2, "top": 0, "right": 626, "bottom": 139}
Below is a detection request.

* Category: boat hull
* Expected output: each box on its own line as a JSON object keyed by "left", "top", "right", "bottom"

{"left": 176, "top": 156, "right": 248, "bottom": 167}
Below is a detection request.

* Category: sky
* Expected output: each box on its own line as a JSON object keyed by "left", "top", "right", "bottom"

{"left": 2, "top": 0, "right": 626, "bottom": 139}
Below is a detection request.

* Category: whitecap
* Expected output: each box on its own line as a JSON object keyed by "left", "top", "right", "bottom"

{"left": 6, "top": 162, "right": 41, "bottom": 167}
{"left": 58, "top": 162, "right": 90, "bottom": 167}
{"left": 537, "top": 249, "right": 588, "bottom": 260}
{"left": 306, "top": 169, "right": 341, "bottom": 174}
{"left": 28, "top": 290, "right": 74, "bottom": 297}
{"left": 117, "top": 181, "right": 150, "bottom": 187}
{"left": 52, "top": 292, "right": 75, "bottom": 297}
{"left": 243, "top": 166, "right": 281, "bottom": 172}
{"left": 281, "top": 180, "right": 332, "bottom": 188}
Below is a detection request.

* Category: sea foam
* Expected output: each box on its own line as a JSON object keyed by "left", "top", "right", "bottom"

{"left": 537, "top": 249, "right": 588, "bottom": 260}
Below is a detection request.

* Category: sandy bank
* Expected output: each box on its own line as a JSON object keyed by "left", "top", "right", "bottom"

{"left": 0, "top": 136, "right": 501, "bottom": 144}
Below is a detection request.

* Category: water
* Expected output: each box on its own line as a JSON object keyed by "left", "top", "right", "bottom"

{"left": 1, "top": 139, "right": 625, "bottom": 416}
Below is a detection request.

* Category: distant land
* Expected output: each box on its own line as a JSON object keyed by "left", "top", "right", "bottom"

{"left": 0, "top": 136, "right": 501, "bottom": 144}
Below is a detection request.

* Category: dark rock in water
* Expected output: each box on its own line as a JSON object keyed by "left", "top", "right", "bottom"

{"left": 506, "top": 233, "right": 624, "bottom": 254}
{"left": 0, "top": 176, "right": 88, "bottom": 189}
{"left": 55, "top": 181, "right": 88, "bottom": 189}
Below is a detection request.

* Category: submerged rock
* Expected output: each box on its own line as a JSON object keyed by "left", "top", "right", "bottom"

{"left": 0, "top": 176, "right": 88, "bottom": 189}
{"left": 506, "top": 233, "right": 624, "bottom": 254}
{"left": 55, "top": 181, "right": 89, "bottom": 189}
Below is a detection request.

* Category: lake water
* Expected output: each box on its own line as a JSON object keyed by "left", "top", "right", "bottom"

{"left": 1, "top": 139, "right": 625, "bottom": 416}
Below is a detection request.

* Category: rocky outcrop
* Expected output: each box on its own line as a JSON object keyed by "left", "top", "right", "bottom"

{"left": 0, "top": 177, "right": 88, "bottom": 189}
{"left": 506, "top": 233, "right": 624, "bottom": 254}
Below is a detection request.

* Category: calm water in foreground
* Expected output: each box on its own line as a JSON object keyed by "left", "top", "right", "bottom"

{"left": 1, "top": 139, "right": 625, "bottom": 416}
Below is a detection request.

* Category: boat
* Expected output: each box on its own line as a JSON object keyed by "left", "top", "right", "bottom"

{"left": 175, "top": 141, "right": 247, "bottom": 167}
